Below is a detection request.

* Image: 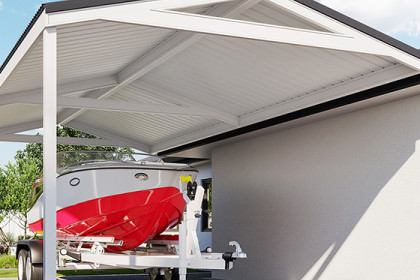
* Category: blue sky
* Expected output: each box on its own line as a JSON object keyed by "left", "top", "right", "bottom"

{"left": 0, "top": 0, "right": 419, "bottom": 167}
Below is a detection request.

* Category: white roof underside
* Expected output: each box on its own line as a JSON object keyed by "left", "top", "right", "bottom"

{"left": 1, "top": 0, "right": 419, "bottom": 154}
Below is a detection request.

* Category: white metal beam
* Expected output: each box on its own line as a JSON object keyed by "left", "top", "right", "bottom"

{"left": 0, "top": 94, "right": 240, "bottom": 123}
{"left": 0, "top": 75, "right": 118, "bottom": 106}
{"left": 57, "top": 97, "right": 233, "bottom": 120}
{"left": 46, "top": 0, "right": 420, "bottom": 71}
{"left": 57, "top": 75, "right": 118, "bottom": 96}
{"left": 47, "top": 0, "right": 234, "bottom": 26}
{"left": 47, "top": 0, "right": 261, "bottom": 125}
{"left": 131, "top": 82, "right": 240, "bottom": 126}
{"left": 0, "top": 120, "right": 43, "bottom": 135}
{"left": 68, "top": 120, "right": 151, "bottom": 153}
{"left": 43, "top": 26, "right": 57, "bottom": 280}
{"left": 0, "top": 133, "right": 134, "bottom": 147}
{"left": 49, "top": 6, "right": 362, "bottom": 52}
{"left": 57, "top": 88, "right": 113, "bottom": 125}
{"left": 116, "top": 0, "right": 261, "bottom": 87}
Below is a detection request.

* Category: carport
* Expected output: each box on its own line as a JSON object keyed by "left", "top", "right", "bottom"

{"left": 1, "top": 0, "right": 420, "bottom": 279}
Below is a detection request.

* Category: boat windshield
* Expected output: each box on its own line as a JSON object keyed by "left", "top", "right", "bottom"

{"left": 57, "top": 151, "right": 162, "bottom": 171}
{"left": 29, "top": 152, "right": 163, "bottom": 210}
{"left": 28, "top": 171, "right": 43, "bottom": 210}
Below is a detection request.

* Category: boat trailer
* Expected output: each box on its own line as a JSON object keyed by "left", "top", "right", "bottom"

{"left": 16, "top": 182, "right": 247, "bottom": 280}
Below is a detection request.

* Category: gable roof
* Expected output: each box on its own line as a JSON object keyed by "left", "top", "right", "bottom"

{"left": 0, "top": 0, "right": 419, "bottom": 155}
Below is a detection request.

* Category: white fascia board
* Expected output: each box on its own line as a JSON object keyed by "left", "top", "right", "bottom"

{"left": 48, "top": 8, "right": 369, "bottom": 53}
{"left": 0, "top": 11, "right": 46, "bottom": 88}
{"left": 267, "top": 0, "right": 420, "bottom": 71}
{"left": 47, "top": 0, "right": 420, "bottom": 71}
{"left": 0, "top": 133, "right": 132, "bottom": 147}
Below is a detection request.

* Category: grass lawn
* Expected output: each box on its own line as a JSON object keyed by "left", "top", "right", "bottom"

{"left": 0, "top": 269, "right": 17, "bottom": 278}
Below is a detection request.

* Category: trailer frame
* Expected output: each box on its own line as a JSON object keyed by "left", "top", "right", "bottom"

{"left": 17, "top": 183, "right": 246, "bottom": 280}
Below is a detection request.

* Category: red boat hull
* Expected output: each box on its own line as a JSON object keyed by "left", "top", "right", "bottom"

{"left": 28, "top": 187, "right": 186, "bottom": 252}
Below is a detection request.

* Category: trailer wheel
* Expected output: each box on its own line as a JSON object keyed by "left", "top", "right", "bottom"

{"left": 170, "top": 268, "right": 179, "bottom": 280}
{"left": 148, "top": 268, "right": 174, "bottom": 280}
{"left": 155, "top": 268, "right": 172, "bottom": 280}
{"left": 17, "top": 249, "right": 27, "bottom": 280}
{"left": 25, "top": 251, "right": 43, "bottom": 280}
{"left": 147, "top": 268, "right": 159, "bottom": 280}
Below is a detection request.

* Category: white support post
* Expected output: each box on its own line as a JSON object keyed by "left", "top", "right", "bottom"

{"left": 43, "top": 26, "right": 57, "bottom": 280}
{"left": 178, "top": 177, "right": 187, "bottom": 280}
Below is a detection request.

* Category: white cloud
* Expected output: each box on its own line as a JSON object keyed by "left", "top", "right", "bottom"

{"left": 319, "top": 0, "right": 420, "bottom": 37}
{"left": 0, "top": 2, "right": 3, "bottom": 11}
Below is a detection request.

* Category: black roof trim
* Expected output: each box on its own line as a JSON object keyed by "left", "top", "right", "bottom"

{"left": 45, "top": 0, "right": 145, "bottom": 13}
{"left": 163, "top": 157, "right": 209, "bottom": 165}
{"left": 158, "top": 73, "right": 420, "bottom": 156}
{"left": 294, "top": 0, "right": 420, "bottom": 59}
{"left": 0, "top": 5, "right": 46, "bottom": 75}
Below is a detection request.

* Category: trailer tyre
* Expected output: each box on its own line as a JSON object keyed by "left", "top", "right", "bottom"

{"left": 17, "top": 249, "right": 28, "bottom": 280}
{"left": 170, "top": 268, "right": 179, "bottom": 280}
{"left": 25, "top": 251, "right": 43, "bottom": 280}
{"left": 156, "top": 268, "right": 172, "bottom": 280}
{"left": 148, "top": 268, "right": 174, "bottom": 280}
{"left": 147, "top": 268, "right": 158, "bottom": 280}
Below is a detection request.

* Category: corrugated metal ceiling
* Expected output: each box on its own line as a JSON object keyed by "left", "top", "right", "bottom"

{"left": 138, "top": 35, "right": 414, "bottom": 118}
{"left": 0, "top": 0, "right": 419, "bottom": 154}
{"left": 0, "top": 21, "right": 176, "bottom": 95}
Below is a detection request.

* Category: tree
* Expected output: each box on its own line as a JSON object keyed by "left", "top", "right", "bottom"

{"left": 0, "top": 171, "right": 9, "bottom": 244}
{"left": 1, "top": 158, "right": 40, "bottom": 236}
{"left": 2, "top": 126, "right": 133, "bottom": 236}
{"left": 15, "top": 126, "right": 133, "bottom": 170}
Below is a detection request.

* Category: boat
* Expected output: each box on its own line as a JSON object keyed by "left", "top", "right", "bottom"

{"left": 27, "top": 151, "right": 198, "bottom": 252}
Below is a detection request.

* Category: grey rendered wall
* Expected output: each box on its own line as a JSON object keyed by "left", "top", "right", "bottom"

{"left": 212, "top": 94, "right": 420, "bottom": 280}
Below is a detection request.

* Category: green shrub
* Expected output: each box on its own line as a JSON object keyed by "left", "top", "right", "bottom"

{"left": 0, "top": 255, "right": 17, "bottom": 268}
{"left": 18, "top": 235, "right": 43, "bottom": 241}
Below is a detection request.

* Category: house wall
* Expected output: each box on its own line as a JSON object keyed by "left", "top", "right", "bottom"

{"left": 212, "top": 93, "right": 420, "bottom": 280}
{"left": 194, "top": 162, "right": 212, "bottom": 250}
{"left": 0, "top": 217, "right": 25, "bottom": 240}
